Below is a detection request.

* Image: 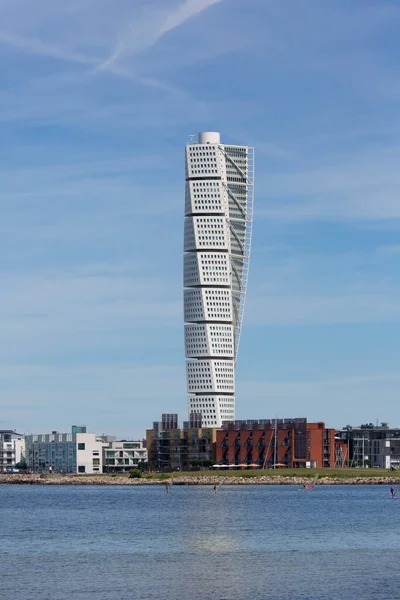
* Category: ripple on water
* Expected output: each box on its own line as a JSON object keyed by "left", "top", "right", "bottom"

{"left": 0, "top": 484, "right": 399, "bottom": 600}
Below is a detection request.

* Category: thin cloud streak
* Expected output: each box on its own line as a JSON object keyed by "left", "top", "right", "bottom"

{"left": 97, "top": 0, "right": 225, "bottom": 72}
{"left": 0, "top": 31, "right": 100, "bottom": 65}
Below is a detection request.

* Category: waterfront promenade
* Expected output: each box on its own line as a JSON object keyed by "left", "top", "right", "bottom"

{"left": 0, "top": 469, "right": 398, "bottom": 486}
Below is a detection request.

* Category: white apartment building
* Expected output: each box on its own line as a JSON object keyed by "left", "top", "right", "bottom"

{"left": 184, "top": 131, "right": 254, "bottom": 427}
{"left": 25, "top": 425, "right": 104, "bottom": 474}
{"left": 103, "top": 439, "right": 147, "bottom": 472}
{"left": 0, "top": 430, "right": 25, "bottom": 471}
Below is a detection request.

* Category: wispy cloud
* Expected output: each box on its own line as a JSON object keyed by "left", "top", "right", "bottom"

{"left": 0, "top": 31, "right": 99, "bottom": 65}
{"left": 98, "top": 0, "right": 225, "bottom": 72}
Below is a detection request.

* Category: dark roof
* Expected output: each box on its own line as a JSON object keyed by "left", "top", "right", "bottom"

{"left": 0, "top": 430, "right": 24, "bottom": 436}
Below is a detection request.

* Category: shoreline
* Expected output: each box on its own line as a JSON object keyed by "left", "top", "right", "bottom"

{"left": 0, "top": 474, "right": 397, "bottom": 486}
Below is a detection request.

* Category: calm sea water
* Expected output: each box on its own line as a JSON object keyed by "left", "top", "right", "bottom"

{"left": 0, "top": 484, "right": 399, "bottom": 600}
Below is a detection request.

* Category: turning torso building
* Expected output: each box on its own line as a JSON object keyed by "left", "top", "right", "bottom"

{"left": 184, "top": 132, "right": 254, "bottom": 427}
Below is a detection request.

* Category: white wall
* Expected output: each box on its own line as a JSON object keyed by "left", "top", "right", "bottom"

{"left": 14, "top": 438, "right": 25, "bottom": 464}
{"left": 76, "top": 433, "right": 104, "bottom": 474}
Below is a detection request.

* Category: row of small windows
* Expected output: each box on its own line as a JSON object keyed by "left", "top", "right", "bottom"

{"left": 185, "top": 302, "right": 231, "bottom": 312}
{"left": 192, "top": 181, "right": 219, "bottom": 187}
{"left": 189, "top": 148, "right": 217, "bottom": 156}
{"left": 185, "top": 307, "right": 231, "bottom": 315}
{"left": 210, "top": 325, "right": 232, "bottom": 332}
{"left": 224, "top": 146, "right": 247, "bottom": 153}
{"left": 186, "top": 348, "right": 233, "bottom": 355}
{"left": 186, "top": 347, "right": 207, "bottom": 352}
{"left": 204, "top": 267, "right": 228, "bottom": 275}
{"left": 185, "top": 259, "right": 229, "bottom": 270}
{"left": 187, "top": 333, "right": 232, "bottom": 349}
{"left": 190, "top": 157, "right": 217, "bottom": 164}
{"left": 197, "top": 231, "right": 225, "bottom": 238}
{"left": 227, "top": 176, "right": 247, "bottom": 183}
{"left": 192, "top": 201, "right": 224, "bottom": 212}
{"left": 189, "top": 395, "right": 232, "bottom": 401}
{"left": 211, "top": 343, "right": 232, "bottom": 349}
{"left": 188, "top": 380, "right": 212, "bottom": 388}
{"left": 192, "top": 201, "right": 223, "bottom": 209}
{"left": 196, "top": 218, "right": 224, "bottom": 224}
{"left": 198, "top": 240, "right": 226, "bottom": 247}
{"left": 202, "top": 267, "right": 229, "bottom": 278}
{"left": 185, "top": 293, "right": 230, "bottom": 304}
{"left": 192, "top": 201, "right": 224, "bottom": 209}
{"left": 205, "top": 291, "right": 230, "bottom": 297}
{"left": 201, "top": 260, "right": 228, "bottom": 267}
{"left": 187, "top": 362, "right": 232, "bottom": 371}
{"left": 200, "top": 253, "right": 228, "bottom": 260}
{"left": 191, "top": 169, "right": 218, "bottom": 175}
{"left": 203, "top": 277, "right": 229, "bottom": 283}
{"left": 189, "top": 385, "right": 233, "bottom": 391}
{"left": 186, "top": 325, "right": 232, "bottom": 333}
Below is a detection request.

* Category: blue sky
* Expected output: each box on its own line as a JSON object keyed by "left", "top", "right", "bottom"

{"left": 1, "top": 0, "right": 400, "bottom": 438}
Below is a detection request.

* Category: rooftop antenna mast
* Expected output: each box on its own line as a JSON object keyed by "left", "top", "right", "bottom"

{"left": 188, "top": 133, "right": 196, "bottom": 143}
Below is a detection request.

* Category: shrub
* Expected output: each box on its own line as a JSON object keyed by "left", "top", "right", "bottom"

{"left": 129, "top": 469, "right": 142, "bottom": 479}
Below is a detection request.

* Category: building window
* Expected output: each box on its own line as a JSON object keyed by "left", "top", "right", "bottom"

{"left": 78, "top": 465, "right": 86, "bottom": 473}
{"left": 93, "top": 459, "right": 100, "bottom": 466}
{"left": 78, "top": 443, "right": 85, "bottom": 450}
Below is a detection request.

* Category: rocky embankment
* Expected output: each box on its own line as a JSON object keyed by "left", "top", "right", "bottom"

{"left": 0, "top": 474, "right": 396, "bottom": 486}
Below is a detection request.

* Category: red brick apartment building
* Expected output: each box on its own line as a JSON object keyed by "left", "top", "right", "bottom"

{"left": 215, "top": 419, "right": 339, "bottom": 468}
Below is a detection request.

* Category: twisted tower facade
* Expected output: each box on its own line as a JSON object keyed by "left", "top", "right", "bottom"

{"left": 184, "top": 132, "right": 254, "bottom": 427}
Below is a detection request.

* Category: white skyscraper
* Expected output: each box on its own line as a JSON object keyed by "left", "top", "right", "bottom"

{"left": 184, "top": 132, "right": 254, "bottom": 427}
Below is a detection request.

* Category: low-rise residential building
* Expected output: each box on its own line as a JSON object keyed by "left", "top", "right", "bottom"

{"left": 337, "top": 422, "right": 400, "bottom": 468}
{"left": 0, "top": 430, "right": 25, "bottom": 471}
{"left": 215, "top": 419, "right": 338, "bottom": 468}
{"left": 102, "top": 438, "right": 147, "bottom": 472}
{"left": 146, "top": 413, "right": 217, "bottom": 471}
{"left": 25, "top": 425, "right": 104, "bottom": 474}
